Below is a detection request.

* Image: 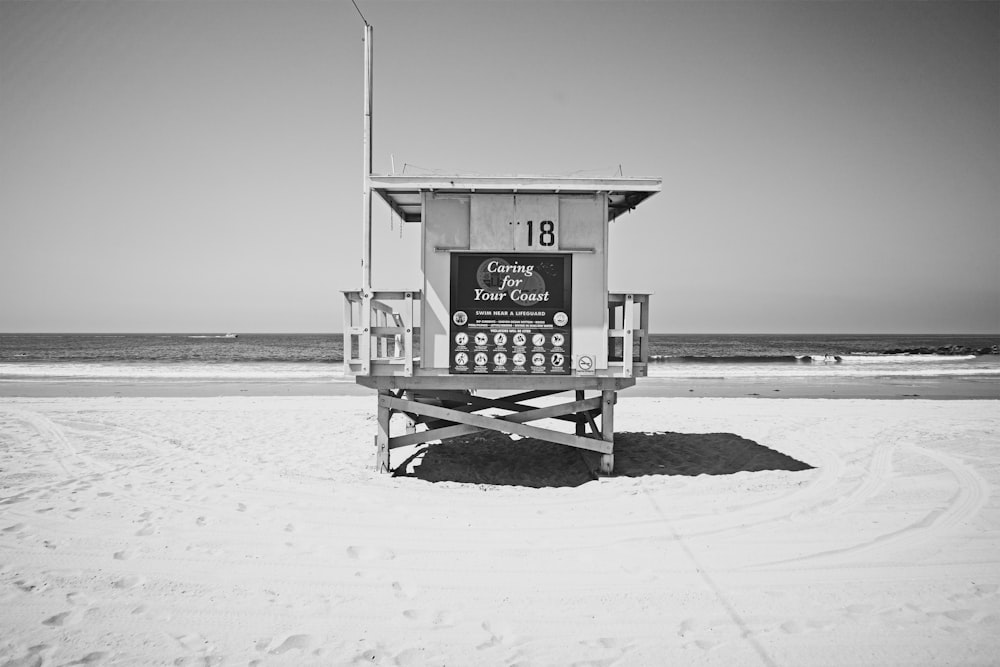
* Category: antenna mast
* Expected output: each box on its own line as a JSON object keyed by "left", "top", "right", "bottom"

{"left": 361, "top": 23, "right": 373, "bottom": 291}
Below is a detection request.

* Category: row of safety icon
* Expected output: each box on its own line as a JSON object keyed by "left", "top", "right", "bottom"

{"left": 455, "top": 331, "right": 566, "bottom": 348}
{"left": 455, "top": 351, "right": 566, "bottom": 368}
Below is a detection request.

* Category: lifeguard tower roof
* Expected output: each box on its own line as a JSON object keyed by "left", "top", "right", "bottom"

{"left": 371, "top": 174, "right": 661, "bottom": 223}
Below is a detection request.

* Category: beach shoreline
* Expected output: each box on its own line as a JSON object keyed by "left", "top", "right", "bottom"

{"left": 2, "top": 374, "right": 997, "bottom": 399}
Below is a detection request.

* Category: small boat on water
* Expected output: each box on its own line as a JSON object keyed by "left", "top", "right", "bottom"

{"left": 223, "top": 333, "right": 238, "bottom": 338}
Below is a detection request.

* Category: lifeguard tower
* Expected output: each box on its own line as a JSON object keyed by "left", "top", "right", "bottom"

{"left": 342, "top": 26, "right": 661, "bottom": 475}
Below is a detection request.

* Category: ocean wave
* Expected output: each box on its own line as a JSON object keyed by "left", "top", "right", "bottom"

{"left": 0, "top": 362, "right": 350, "bottom": 382}
{"left": 645, "top": 365, "right": 999, "bottom": 379}
{"left": 650, "top": 353, "right": 977, "bottom": 364}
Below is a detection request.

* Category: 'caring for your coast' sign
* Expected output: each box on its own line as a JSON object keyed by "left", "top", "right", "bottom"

{"left": 450, "top": 253, "right": 572, "bottom": 375}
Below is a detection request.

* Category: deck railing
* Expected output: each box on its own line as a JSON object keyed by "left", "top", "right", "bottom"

{"left": 343, "top": 290, "right": 649, "bottom": 378}
{"left": 342, "top": 290, "right": 421, "bottom": 376}
{"left": 607, "top": 292, "right": 652, "bottom": 377}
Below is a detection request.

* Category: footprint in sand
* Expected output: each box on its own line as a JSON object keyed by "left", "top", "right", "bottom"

{"left": 264, "top": 634, "right": 314, "bottom": 655}
{"left": 392, "top": 581, "right": 420, "bottom": 600}
{"left": 432, "top": 610, "right": 458, "bottom": 627}
{"left": 678, "top": 618, "right": 722, "bottom": 652}
{"left": 477, "top": 621, "right": 517, "bottom": 650}
{"left": 844, "top": 603, "right": 875, "bottom": 616}
{"left": 66, "top": 591, "right": 93, "bottom": 606}
{"left": 43, "top": 609, "right": 83, "bottom": 627}
{"left": 951, "top": 583, "right": 999, "bottom": 602}
{"left": 780, "top": 620, "right": 806, "bottom": 634}
{"left": 582, "top": 637, "right": 624, "bottom": 650}
{"left": 3, "top": 644, "right": 54, "bottom": 665}
{"left": 346, "top": 545, "right": 395, "bottom": 561}
{"left": 15, "top": 577, "right": 48, "bottom": 593}
{"left": 113, "top": 575, "right": 145, "bottom": 589}
{"left": 403, "top": 609, "right": 458, "bottom": 628}
{"left": 352, "top": 647, "right": 394, "bottom": 664}
{"left": 975, "top": 584, "right": 999, "bottom": 597}
{"left": 690, "top": 639, "right": 722, "bottom": 651}
{"left": 942, "top": 609, "right": 977, "bottom": 622}
{"left": 173, "top": 632, "right": 211, "bottom": 652}
{"left": 402, "top": 609, "right": 424, "bottom": 621}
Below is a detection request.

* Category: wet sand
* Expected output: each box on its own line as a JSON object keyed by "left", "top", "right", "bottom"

{"left": 2, "top": 373, "right": 998, "bottom": 399}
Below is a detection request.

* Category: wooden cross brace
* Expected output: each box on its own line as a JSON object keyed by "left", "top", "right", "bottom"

{"left": 374, "top": 388, "right": 618, "bottom": 474}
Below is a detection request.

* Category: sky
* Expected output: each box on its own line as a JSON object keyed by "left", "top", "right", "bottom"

{"left": 1, "top": 0, "right": 997, "bottom": 334}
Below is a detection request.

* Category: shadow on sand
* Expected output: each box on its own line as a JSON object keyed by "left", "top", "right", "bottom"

{"left": 393, "top": 430, "right": 813, "bottom": 488}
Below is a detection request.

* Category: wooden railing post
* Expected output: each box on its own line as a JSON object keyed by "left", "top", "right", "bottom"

{"left": 404, "top": 291, "right": 414, "bottom": 376}
{"left": 343, "top": 293, "right": 354, "bottom": 374}
{"left": 360, "top": 291, "right": 372, "bottom": 376}
{"left": 638, "top": 294, "right": 650, "bottom": 366}
{"left": 622, "top": 294, "right": 634, "bottom": 377}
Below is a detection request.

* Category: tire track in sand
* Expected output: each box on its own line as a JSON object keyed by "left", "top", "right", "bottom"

{"left": 757, "top": 443, "right": 989, "bottom": 567}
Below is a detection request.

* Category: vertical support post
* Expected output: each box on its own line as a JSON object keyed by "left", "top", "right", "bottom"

{"left": 404, "top": 291, "right": 414, "bottom": 376}
{"left": 360, "top": 292, "right": 371, "bottom": 375}
{"left": 378, "top": 309, "right": 388, "bottom": 358}
{"left": 575, "top": 390, "right": 586, "bottom": 435}
{"left": 393, "top": 314, "right": 402, "bottom": 359}
{"left": 403, "top": 390, "right": 417, "bottom": 435}
{"left": 376, "top": 390, "right": 390, "bottom": 473}
{"left": 343, "top": 293, "right": 354, "bottom": 373}
{"left": 639, "top": 294, "right": 650, "bottom": 365}
{"left": 608, "top": 299, "right": 618, "bottom": 361}
{"left": 600, "top": 389, "right": 615, "bottom": 475}
{"left": 622, "top": 294, "right": 634, "bottom": 377}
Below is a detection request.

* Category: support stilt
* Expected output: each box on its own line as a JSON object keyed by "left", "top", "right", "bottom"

{"left": 359, "top": 376, "right": 635, "bottom": 476}
{"left": 376, "top": 391, "right": 391, "bottom": 473}
{"left": 403, "top": 390, "right": 417, "bottom": 435}
{"left": 600, "top": 389, "right": 615, "bottom": 475}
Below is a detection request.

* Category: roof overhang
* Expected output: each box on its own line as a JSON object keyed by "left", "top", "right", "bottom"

{"left": 369, "top": 174, "right": 661, "bottom": 223}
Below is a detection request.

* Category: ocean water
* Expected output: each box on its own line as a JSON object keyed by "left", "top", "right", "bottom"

{"left": 1, "top": 333, "right": 998, "bottom": 383}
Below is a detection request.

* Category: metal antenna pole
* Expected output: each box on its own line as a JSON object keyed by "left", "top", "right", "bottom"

{"left": 361, "top": 24, "right": 373, "bottom": 291}
{"left": 359, "top": 23, "right": 373, "bottom": 375}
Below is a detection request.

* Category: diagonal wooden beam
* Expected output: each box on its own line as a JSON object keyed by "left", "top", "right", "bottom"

{"left": 382, "top": 395, "right": 610, "bottom": 454}
{"left": 390, "top": 396, "right": 603, "bottom": 449}
{"left": 389, "top": 422, "right": 480, "bottom": 449}
{"left": 499, "top": 389, "right": 565, "bottom": 403}
{"left": 420, "top": 389, "right": 581, "bottom": 423}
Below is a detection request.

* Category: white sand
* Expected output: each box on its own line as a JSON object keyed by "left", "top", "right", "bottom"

{"left": 1, "top": 396, "right": 998, "bottom": 666}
